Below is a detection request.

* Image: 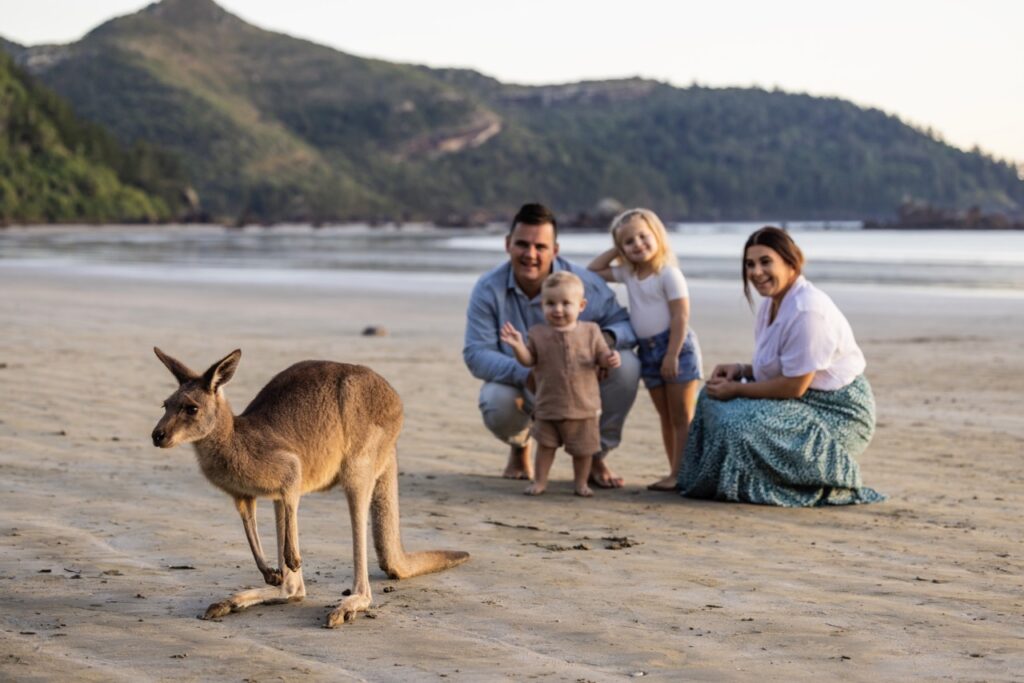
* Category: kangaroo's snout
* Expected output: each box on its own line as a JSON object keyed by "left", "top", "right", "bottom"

{"left": 152, "top": 428, "right": 167, "bottom": 448}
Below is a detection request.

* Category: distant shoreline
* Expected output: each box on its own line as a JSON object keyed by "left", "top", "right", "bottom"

{"left": 864, "top": 202, "right": 1024, "bottom": 231}
{"left": 4, "top": 219, "right": 1024, "bottom": 231}
{"left": 863, "top": 224, "right": 1024, "bottom": 231}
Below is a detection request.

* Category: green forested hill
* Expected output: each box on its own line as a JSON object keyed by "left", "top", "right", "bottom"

{"left": 439, "top": 76, "right": 1024, "bottom": 219}
{"left": 5, "top": 0, "right": 498, "bottom": 221}
{"left": 0, "top": 37, "right": 26, "bottom": 61}
{"left": 5, "top": 0, "right": 1023, "bottom": 223}
{"left": 0, "top": 49, "right": 190, "bottom": 223}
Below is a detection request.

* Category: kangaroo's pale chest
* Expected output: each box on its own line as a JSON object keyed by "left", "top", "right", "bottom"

{"left": 193, "top": 445, "right": 272, "bottom": 498}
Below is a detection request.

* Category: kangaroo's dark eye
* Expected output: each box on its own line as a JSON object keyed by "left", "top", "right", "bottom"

{"left": 186, "top": 406, "right": 199, "bottom": 416}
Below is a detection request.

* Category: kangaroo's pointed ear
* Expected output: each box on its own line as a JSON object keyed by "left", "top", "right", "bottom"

{"left": 154, "top": 347, "right": 198, "bottom": 385}
{"left": 202, "top": 349, "right": 242, "bottom": 394}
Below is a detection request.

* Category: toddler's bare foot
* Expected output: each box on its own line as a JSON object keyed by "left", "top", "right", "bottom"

{"left": 502, "top": 442, "right": 533, "bottom": 480}
{"left": 646, "top": 475, "right": 679, "bottom": 492}
{"left": 574, "top": 484, "right": 593, "bottom": 497}
{"left": 524, "top": 482, "right": 546, "bottom": 496}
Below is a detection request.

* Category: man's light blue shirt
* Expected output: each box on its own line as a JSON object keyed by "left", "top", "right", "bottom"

{"left": 463, "top": 257, "right": 637, "bottom": 387}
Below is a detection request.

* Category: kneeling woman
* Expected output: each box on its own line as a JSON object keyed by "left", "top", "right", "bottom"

{"left": 678, "top": 227, "right": 885, "bottom": 506}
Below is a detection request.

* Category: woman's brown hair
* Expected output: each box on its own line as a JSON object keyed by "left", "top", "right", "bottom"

{"left": 742, "top": 226, "right": 805, "bottom": 304}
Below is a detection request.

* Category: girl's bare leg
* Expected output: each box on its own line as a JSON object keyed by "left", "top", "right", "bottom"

{"left": 525, "top": 445, "right": 557, "bottom": 495}
{"left": 661, "top": 380, "right": 700, "bottom": 487}
{"left": 648, "top": 381, "right": 699, "bottom": 490}
{"left": 647, "top": 386, "right": 676, "bottom": 490}
{"left": 572, "top": 455, "right": 593, "bottom": 497}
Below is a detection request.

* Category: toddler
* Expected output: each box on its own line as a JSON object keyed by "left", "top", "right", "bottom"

{"left": 500, "top": 271, "right": 621, "bottom": 496}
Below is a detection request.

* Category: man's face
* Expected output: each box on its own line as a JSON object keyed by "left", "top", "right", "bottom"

{"left": 506, "top": 222, "right": 558, "bottom": 294}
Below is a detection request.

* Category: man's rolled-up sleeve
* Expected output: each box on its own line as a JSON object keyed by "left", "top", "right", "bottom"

{"left": 463, "top": 282, "right": 531, "bottom": 387}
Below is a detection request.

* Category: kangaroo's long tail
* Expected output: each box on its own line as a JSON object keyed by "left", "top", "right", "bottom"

{"left": 371, "top": 456, "right": 469, "bottom": 579}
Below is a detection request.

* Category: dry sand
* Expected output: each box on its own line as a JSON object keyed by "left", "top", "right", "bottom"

{"left": 0, "top": 266, "right": 1021, "bottom": 682}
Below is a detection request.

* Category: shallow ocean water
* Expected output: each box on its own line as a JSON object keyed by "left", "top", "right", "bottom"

{"left": 1, "top": 222, "right": 1022, "bottom": 293}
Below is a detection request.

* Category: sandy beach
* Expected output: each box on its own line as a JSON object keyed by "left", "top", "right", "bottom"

{"left": 0, "top": 264, "right": 1022, "bottom": 682}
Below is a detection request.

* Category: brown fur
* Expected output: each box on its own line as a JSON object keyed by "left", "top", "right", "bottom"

{"left": 151, "top": 348, "right": 469, "bottom": 627}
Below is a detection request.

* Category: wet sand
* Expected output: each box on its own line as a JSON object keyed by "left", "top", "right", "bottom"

{"left": 0, "top": 266, "right": 1021, "bottom": 681}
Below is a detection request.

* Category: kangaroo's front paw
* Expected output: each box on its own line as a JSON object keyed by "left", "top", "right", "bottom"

{"left": 202, "top": 600, "right": 233, "bottom": 620}
{"left": 260, "top": 567, "right": 284, "bottom": 586}
{"left": 325, "top": 594, "right": 371, "bottom": 628}
{"left": 284, "top": 550, "right": 302, "bottom": 572}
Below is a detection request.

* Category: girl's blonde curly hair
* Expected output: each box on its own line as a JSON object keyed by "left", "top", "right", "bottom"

{"left": 609, "top": 208, "right": 677, "bottom": 273}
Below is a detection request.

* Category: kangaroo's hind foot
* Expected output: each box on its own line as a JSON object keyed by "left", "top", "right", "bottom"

{"left": 201, "top": 566, "right": 306, "bottom": 620}
{"left": 325, "top": 589, "right": 373, "bottom": 628}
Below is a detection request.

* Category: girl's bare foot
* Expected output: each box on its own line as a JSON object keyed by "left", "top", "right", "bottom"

{"left": 574, "top": 484, "right": 593, "bottom": 497}
{"left": 646, "top": 475, "right": 679, "bottom": 492}
{"left": 524, "top": 482, "right": 546, "bottom": 496}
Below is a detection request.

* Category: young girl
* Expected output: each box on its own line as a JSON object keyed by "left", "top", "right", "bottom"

{"left": 589, "top": 208, "right": 703, "bottom": 491}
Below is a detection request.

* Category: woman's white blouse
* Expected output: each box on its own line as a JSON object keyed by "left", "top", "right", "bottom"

{"left": 752, "top": 276, "right": 865, "bottom": 391}
{"left": 610, "top": 264, "right": 689, "bottom": 339}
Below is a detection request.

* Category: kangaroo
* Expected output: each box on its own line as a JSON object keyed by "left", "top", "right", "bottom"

{"left": 150, "top": 348, "right": 469, "bottom": 627}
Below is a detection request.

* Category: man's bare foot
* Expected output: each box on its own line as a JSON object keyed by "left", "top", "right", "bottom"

{"left": 574, "top": 484, "right": 593, "bottom": 497}
{"left": 647, "top": 475, "right": 679, "bottom": 492}
{"left": 502, "top": 442, "right": 533, "bottom": 480}
{"left": 588, "top": 457, "right": 624, "bottom": 488}
{"left": 524, "top": 482, "right": 546, "bottom": 496}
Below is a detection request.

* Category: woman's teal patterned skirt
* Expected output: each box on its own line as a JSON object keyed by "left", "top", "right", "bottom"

{"left": 677, "top": 375, "right": 885, "bottom": 507}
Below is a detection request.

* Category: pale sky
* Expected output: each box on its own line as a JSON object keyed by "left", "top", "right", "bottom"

{"left": 3, "top": 0, "right": 1022, "bottom": 165}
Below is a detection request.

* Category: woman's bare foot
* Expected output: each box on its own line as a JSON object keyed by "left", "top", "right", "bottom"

{"left": 524, "top": 482, "right": 546, "bottom": 496}
{"left": 574, "top": 484, "right": 593, "bottom": 497}
{"left": 588, "top": 457, "right": 624, "bottom": 488}
{"left": 646, "top": 475, "right": 679, "bottom": 492}
{"left": 502, "top": 442, "right": 533, "bottom": 480}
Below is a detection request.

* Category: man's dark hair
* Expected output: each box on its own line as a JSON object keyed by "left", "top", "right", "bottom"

{"left": 510, "top": 203, "right": 558, "bottom": 239}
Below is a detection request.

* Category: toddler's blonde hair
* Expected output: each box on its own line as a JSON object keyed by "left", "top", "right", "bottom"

{"left": 609, "top": 208, "right": 677, "bottom": 273}
{"left": 542, "top": 271, "right": 585, "bottom": 299}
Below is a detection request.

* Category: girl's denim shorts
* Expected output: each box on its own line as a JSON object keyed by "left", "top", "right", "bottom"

{"left": 637, "top": 328, "right": 703, "bottom": 389}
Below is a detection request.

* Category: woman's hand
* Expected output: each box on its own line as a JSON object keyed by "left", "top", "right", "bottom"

{"left": 661, "top": 354, "right": 679, "bottom": 380}
{"left": 704, "top": 378, "right": 741, "bottom": 401}
{"left": 706, "top": 371, "right": 814, "bottom": 401}
{"left": 710, "top": 363, "right": 744, "bottom": 382}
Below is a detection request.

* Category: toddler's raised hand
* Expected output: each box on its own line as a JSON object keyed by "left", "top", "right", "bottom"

{"left": 500, "top": 321, "right": 523, "bottom": 347}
